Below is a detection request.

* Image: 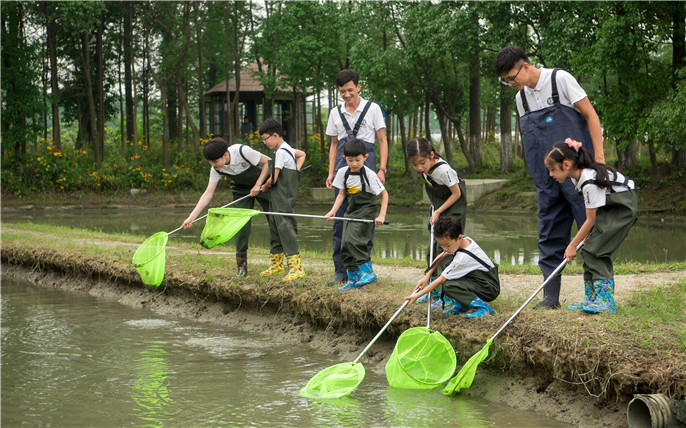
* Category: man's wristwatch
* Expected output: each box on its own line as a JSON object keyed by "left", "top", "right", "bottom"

{"left": 379, "top": 167, "right": 387, "bottom": 173}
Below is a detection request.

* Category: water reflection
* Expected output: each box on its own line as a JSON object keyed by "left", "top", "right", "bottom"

{"left": 2, "top": 277, "right": 571, "bottom": 427}
{"left": 3, "top": 204, "right": 684, "bottom": 264}
{"left": 131, "top": 341, "right": 178, "bottom": 427}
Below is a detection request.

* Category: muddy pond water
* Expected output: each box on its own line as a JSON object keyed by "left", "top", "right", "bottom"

{"left": 1, "top": 277, "right": 572, "bottom": 427}
{"left": 3, "top": 204, "right": 685, "bottom": 265}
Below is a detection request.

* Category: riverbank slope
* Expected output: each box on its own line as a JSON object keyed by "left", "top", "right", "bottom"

{"left": 1, "top": 223, "right": 685, "bottom": 427}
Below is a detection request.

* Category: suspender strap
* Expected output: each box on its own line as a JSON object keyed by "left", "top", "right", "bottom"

{"left": 519, "top": 68, "right": 560, "bottom": 114}
{"left": 343, "top": 167, "right": 369, "bottom": 194}
{"left": 238, "top": 145, "right": 252, "bottom": 165}
{"left": 271, "top": 147, "right": 297, "bottom": 186}
{"left": 457, "top": 248, "right": 492, "bottom": 270}
{"left": 338, "top": 101, "right": 373, "bottom": 138}
{"left": 579, "top": 175, "right": 632, "bottom": 193}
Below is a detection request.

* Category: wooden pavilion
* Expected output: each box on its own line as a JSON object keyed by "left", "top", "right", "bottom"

{"left": 205, "top": 62, "right": 307, "bottom": 143}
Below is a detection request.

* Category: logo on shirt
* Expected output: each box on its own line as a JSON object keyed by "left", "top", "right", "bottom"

{"left": 545, "top": 116, "right": 554, "bottom": 123}
{"left": 241, "top": 162, "right": 248, "bottom": 169}
{"left": 547, "top": 97, "right": 554, "bottom": 105}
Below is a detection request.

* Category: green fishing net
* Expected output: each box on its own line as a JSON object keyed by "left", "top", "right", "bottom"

{"left": 299, "top": 362, "right": 366, "bottom": 400}
{"left": 132, "top": 231, "right": 169, "bottom": 288}
{"left": 200, "top": 208, "right": 261, "bottom": 249}
{"left": 385, "top": 327, "right": 457, "bottom": 389}
{"left": 442, "top": 338, "right": 493, "bottom": 395}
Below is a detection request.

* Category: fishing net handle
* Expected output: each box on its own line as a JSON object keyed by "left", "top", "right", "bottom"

{"left": 427, "top": 206, "right": 435, "bottom": 329}
{"left": 352, "top": 296, "right": 416, "bottom": 365}
{"left": 490, "top": 242, "right": 584, "bottom": 342}
{"left": 262, "top": 211, "right": 389, "bottom": 224}
{"left": 167, "top": 194, "right": 252, "bottom": 236}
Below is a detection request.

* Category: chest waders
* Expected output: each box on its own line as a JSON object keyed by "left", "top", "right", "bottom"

{"left": 423, "top": 161, "right": 468, "bottom": 275}
{"left": 213, "top": 146, "right": 276, "bottom": 271}
{"left": 332, "top": 103, "right": 377, "bottom": 278}
{"left": 267, "top": 148, "right": 300, "bottom": 257}
{"left": 441, "top": 249, "right": 500, "bottom": 318}
{"left": 518, "top": 69, "right": 595, "bottom": 308}
{"left": 572, "top": 180, "right": 638, "bottom": 314}
{"left": 340, "top": 169, "right": 377, "bottom": 270}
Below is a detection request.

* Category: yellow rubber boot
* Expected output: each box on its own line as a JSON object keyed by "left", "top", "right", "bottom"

{"left": 260, "top": 253, "right": 285, "bottom": 277}
{"left": 282, "top": 254, "right": 306, "bottom": 282}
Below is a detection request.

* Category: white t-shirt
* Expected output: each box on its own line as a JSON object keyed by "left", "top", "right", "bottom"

{"left": 326, "top": 97, "right": 386, "bottom": 144}
{"left": 572, "top": 168, "right": 635, "bottom": 209}
{"left": 274, "top": 141, "right": 297, "bottom": 171}
{"left": 516, "top": 68, "right": 588, "bottom": 117}
{"left": 426, "top": 162, "right": 460, "bottom": 187}
{"left": 332, "top": 165, "right": 385, "bottom": 196}
{"left": 209, "top": 144, "right": 263, "bottom": 183}
{"left": 441, "top": 237, "right": 495, "bottom": 281}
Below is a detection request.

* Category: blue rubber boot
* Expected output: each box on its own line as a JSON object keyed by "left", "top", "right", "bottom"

{"left": 464, "top": 297, "right": 495, "bottom": 318}
{"left": 581, "top": 280, "right": 616, "bottom": 314}
{"left": 441, "top": 296, "right": 467, "bottom": 315}
{"left": 568, "top": 281, "right": 595, "bottom": 311}
{"left": 337, "top": 270, "right": 362, "bottom": 291}
{"left": 356, "top": 262, "right": 378, "bottom": 287}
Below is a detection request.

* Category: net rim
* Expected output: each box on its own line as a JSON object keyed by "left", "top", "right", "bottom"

{"left": 207, "top": 207, "right": 261, "bottom": 218}
{"left": 132, "top": 231, "right": 168, "bottom": 267}
{"left": 391, "top": 327, "right": 457, "bottom": 386}
{"left": 300, "top": 362, "right": 366, "bottom": 400}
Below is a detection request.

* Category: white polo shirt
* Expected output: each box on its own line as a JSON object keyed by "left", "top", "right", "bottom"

{"left": 515, "top": 68, "right": 588, "bottom": 117}
{"left": 209, "top": 144, "right": 262, "bottom": 183}
{"left": 326, "top": 97, "right": 386, "bottom": 143}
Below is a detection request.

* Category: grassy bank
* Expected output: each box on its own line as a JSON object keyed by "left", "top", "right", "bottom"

{"left": 2, "top": 222, "right": 685, "bottom": 405}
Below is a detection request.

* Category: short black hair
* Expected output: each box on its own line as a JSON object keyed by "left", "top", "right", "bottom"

{"left": 494, "top": 45, "right": 529, "bottom": 76}
{"left": 259, "top": 118, "right": 283, "bottom": 137}
{"left": 434, "top": 215, "right": 463, "bottom": 240}
{"left": 336, "top": 69, "right": 359, "bottom": 87}
{"left": 343, "top": 138, "right": 367, "bottom": 157}
{"left": 203, "top": 137, "right": 229, "bottom": 161}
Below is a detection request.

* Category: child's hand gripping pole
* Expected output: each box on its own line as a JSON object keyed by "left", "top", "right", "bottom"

{"left": 405, "top": 255, "right": 444, "bottom": 305}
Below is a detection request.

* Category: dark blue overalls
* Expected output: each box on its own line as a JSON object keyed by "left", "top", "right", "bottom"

{"left": 518, "top": 69, "right": 594, "bottom": 307}
{"left": 332, "top": 102, "right": 377, "bottom": 279}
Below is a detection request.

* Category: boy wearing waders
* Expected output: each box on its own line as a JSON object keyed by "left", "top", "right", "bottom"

{"left": 544, "top": 139, "right": 638, "bottom": 313}
{"left": 405, "top": 215, "right": 500, "bottom": 318}
{"left": 182, "top": 137, "right": 273, "bottom": 276}
{"left": 325, "top": 69, "right": 388, "bottom": 286}
{"left": 495, "top": 46, "right": 605, "bottom": 309}
{"left": 259, "top": 118, "right": 307, "bottom": 282}
{"left": 325, "top": 138, "right": 389, "bottom": 291}
{"left": 406, "top": 137, "right": 467, "bottom": 308}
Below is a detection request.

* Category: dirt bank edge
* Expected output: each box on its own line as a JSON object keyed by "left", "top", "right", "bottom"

{"left": 2, "top": 242, "right": 684, "bottom": 427}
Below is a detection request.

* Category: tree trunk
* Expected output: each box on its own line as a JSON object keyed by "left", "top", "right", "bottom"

{"left": 499, "top": 86, "right": 513, "bottom": 172}
{"left": 97, "top": 14, "right": 105, "bottom": 162}
{"left": 468, "top": 51, "right": 482, "bottom": 169}
{"left": 617, "top": 142, "right": 638, "bottom": 171}
{"left": 46, "top": 5, "right": 61, "bottom": 149}
{"left": 178, "top": 74, "right": 200, "bottom": 157}
{"left": 124, "top": 2, "right": 136, "bottom": 145}
{"left": 424, "top": 96, "right": 431, "bottom": 141}
{"left": 397, "top": 114, "right": 411, "bottom": 175}
{"left": 195, "top": 2, "right": 206, "bottom": 138}
{"left": 79, "top": 32, "right": 101, "bottom": 164}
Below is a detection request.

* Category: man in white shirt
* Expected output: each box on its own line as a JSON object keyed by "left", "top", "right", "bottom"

{"left": 494, "top": 46, "right": 605, "bottom": 309}
{"left": 324, "top": 69, "right": 389, "bottom": 285}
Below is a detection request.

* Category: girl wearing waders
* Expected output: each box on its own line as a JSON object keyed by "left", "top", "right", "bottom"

{"left": 406, "top": 137, "right": 467, "bottom": 312}
{"left": 259, "top": 118, "right": 307, "bottom": 282}
{"left": 544, "top": 139, "right": 638, "bottom": 313}
{"left": 405, "top": 215, "right": 500, "bottom": 318}
{"left": 182, "top": 137, "right": 273, "bottom": 276}
{"left": 325, "top": 138, "right": 389, "bottom": 291}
